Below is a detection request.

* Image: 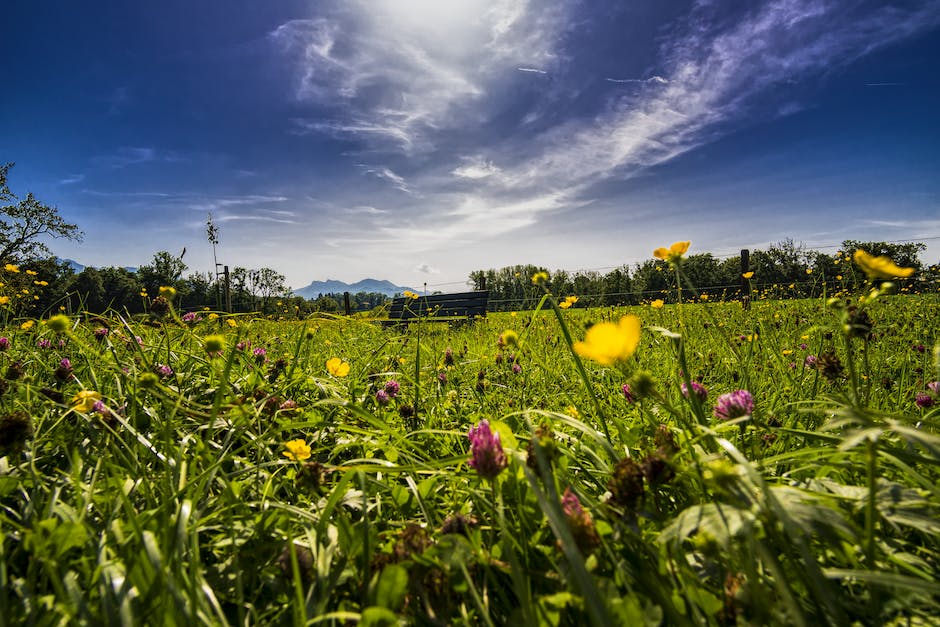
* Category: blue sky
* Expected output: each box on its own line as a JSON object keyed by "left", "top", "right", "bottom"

{"left": 2, "top": 0, "right": 939, "bottom": 291}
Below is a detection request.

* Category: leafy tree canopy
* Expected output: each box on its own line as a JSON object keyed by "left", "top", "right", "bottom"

{"left": 0, "top": 163, "right": 83, "bottom": 263}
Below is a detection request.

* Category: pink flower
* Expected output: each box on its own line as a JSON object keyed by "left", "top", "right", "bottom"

{"left": 714, "top": 390, "right": 754, "bottom": 421}
{"left": 681, "top": 381, "right": 708, "bottom": 402}
{"left": 467, "top": 420, "right": 507, "bottom": 480}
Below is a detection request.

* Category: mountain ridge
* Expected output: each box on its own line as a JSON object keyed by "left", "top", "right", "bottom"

{"left": 292, "top": 278, "right": 417, "bottom": 299}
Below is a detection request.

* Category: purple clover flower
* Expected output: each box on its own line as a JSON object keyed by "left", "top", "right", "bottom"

{"left": 512, "top": 363, "right": 522, "bottom": 375}
{"left": 804, "top": 355, "right": 818, "bottom": 368}
{"left": 467, "top": 420, "right": 507, "bottom": 480}
{"left": 37, "top": 339, "right": 52, "bottom": 349}
{"left": 155, "top": 364, "right": 173, "bottom": 378}
{"left": 253, "top": 347, "right": 267, "bottom": 364}
{"left": 915, "top": 393, "right": 934, "bottom": 409}
{"left": 94, "top": 328, "right": 109, "bottom": 341}
{"left": 375, "top": 389, "right": 391, "bottom": 406}
{"left": 384, "top": 380, "right": 400, "bottom": 399}
{"left": 681, "top": 381, "right": 708, "bottom": 402}
{"left": 561, "top": 487, "right": 584, "bottom": 518}
{"left": 714, "top": 390, "right": 755, "bottom": 421}
{"left": 181, "top": 312, "right": 202, "bottom": 324}
{"left": 0, "top": 337, "right": 9, "bottom": 351}
{"left": 437, "top": 372, "right": 447, "bottom": 385}
{"left": 621, "top": 383, "right": 635, "bottom": 403}
{"left": 927, "top": 381, "right": 940, "bottom": 396}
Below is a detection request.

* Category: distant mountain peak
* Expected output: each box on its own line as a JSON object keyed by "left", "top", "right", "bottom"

{"left": 293, "top": 278, "right": 417, "bottom": 299}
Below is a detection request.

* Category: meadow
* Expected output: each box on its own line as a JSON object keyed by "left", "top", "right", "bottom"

{"left": 1, "top": 259, "right": 939, "bottom": 625}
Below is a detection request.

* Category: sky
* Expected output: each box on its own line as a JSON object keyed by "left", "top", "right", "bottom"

{"left": 2, "top": 0, "right": 939, "bottom": 292}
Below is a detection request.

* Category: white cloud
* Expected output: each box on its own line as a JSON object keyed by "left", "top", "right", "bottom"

{"left": 500, "top": 1, "right": 940, "bottom": 195}
{"left": 415, "top": 263, "right": 439, "bottom": 274}
{"left": 452, "top": 157, "right": 501, "bottom": 180}
{"left": 58, "top": 174, "right": 85, "bottom": 185}
{"left": 360, "top": 166, "right": 411, "bottom": 193}
{"left": 272, "top": 0, "right": 568, "bottom": 153}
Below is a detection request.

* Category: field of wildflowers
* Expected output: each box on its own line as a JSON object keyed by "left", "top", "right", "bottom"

{"left": 0, "top": 247, "right": 938, "bottom": 625}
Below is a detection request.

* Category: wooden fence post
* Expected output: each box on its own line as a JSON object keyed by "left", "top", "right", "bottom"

{"left": 740, "top": 249, "right": 750, "bottom": 311}
{"left": 223, "top": 265, "right": 232, "bottom": 313}
{"left": 343, "top": 292, "right": 351, "bottom": 315}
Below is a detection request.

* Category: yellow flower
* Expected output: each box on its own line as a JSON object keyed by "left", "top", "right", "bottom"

{"left": 742, "top": 271, "right": 754, "bottom": 279}
{"left": 565, "top": 406, "right": 580, "bottom": 419}
{"left": 72, "top": 390, "right": 102, "bottom": 412}
{"left": 573, "top": 315, "right": 641, "bottom": 366}
{"left": 653, "top": 241, "right": 690, "bottom": 263}
{"left": 782, "top": 349, "right": 793, "bottom": 355}
{"left": 20, "top": 320, "right": 35, "bottom": 331}
{"left": 559, "top": 295, "right": 578, "bottom": 309}
{"left": 836, "top": 275, "right": 843, "bottom": 281}
{"left": 805, "top": 268, "right": 813, "bottom": 275}
{"left": 227, "top": 319, "right": 237, "bottom": 328}
{"left": 46, "top": 314, "right": 71, "bottom": 333}
{"left": 0, "top": 296, "right": 9, "bottom": 305}
{"left": 283, "top": 439, "right": 312, "bottom": 461}
{"left": 159, "top": 286, "right": 176, "bottom": 299}
{"left": 4, "top": 263, "right": 19, "bottom": 273}
{"left": 326, "top": 357, "right": 350, "bottom": 377}
{"left": 531, "top": 271, "right": 549, "bottom": 285}
{"left": 25, "top": 269, "right": 38, "bottom": 276}
{"left": 403, "top": 290, "right": 419, "bottom": 300}
{"left": 498, "top": 330, "right": 519, "bottom": 347}
{"left": 852, "top": 249, "right": 915, "bottom": 280}
{"left": 139, "top": 290, "right": 148, "bottom": 297}
{"left": 33, "top": 280, "right": 49, "bottom": 286}
{"left": 699, "top": 294, "right": 708, "bottom": 301}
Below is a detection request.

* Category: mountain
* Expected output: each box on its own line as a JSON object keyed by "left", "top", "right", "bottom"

{"left": 292, "top": 278, "right": 417, "bottom": 299}
{"left": 56, "top": 258, "right": 138, "bottom": 273}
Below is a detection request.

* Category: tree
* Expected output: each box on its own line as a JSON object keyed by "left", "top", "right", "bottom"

{"left": 0, "top": 163, "right": 83, "bottom": 262}
{"left": 137, "top": 251, "right": 188, "bottom": 295}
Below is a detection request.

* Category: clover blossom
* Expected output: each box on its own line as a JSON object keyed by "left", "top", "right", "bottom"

{"left": 714, "top": 390, "right": 754, "bottom": 421}
{"left": 467, "top": 419, "right": 507, "bottom": 480}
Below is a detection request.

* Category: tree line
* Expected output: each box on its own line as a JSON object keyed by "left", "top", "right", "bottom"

{"left": 469, "top": 239, "right": 937, "bottom": 311}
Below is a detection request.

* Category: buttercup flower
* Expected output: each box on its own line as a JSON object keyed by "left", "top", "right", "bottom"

{"left": 742, "top": 271, "right": 754, "bottom": 279}
{"left": 159, "top": 286, "right": 176, "bottom": 299}
{"left": 573, "top": 315, "right": 641, "bottom": 366}
{"left": 403, "top": 290, "right": 419, "bottom": 300}
{"left": 531, "top": 271, "right": 549, "bottom": 285}
{"left": 653, "top": 241, "right": 690, "bottom": 263}
{"left": 72, "top": 390, "right": 103, "bottom": 412}
{"left": 467, "top": 419, "right": 508, "bottom": 480}
{"left": 651, "top": 299, "right": 664, "bottom": 309}
{"left": 283, "top": 439, "right": 312, "bottom": 461}
{"left": 326, "top": 357, "right": 350, "bottom": 377}
{"left": 4, "top": 264, "right": 19, "bottom": 273}
{"left": 853, "top": 249, "right": 914, "bottom": 280}
{"left": 559, "top": 296, "right": 578, "bottom": 309}
{"left": 714, "top": 390, "right": 754, "bottom": 421}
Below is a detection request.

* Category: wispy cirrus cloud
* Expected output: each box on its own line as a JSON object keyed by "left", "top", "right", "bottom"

{"left": 91, "top": 146, "right": 186, "bottom": 169}
{"left": 274, "top": 0, "right": 940, "bottom": 261}
{"left": 272, "top": 0, "right": 568, "bottom": 153}
{"left": 493, "top": 0, "right": 940, "bottom": 195}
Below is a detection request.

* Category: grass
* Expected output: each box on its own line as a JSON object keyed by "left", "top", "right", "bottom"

{"left": 0, "top": 285, "right": 938, "bottom": 625}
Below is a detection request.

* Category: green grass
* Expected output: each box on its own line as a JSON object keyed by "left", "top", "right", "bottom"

{"left": 1, "top": 289, "right": 938, "bottom": 625}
